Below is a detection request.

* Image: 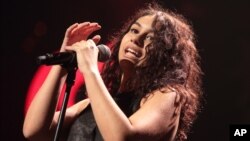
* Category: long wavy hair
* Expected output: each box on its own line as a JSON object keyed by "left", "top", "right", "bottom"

{"left": 101, "top": 3, "right": 203, "bottom": 141}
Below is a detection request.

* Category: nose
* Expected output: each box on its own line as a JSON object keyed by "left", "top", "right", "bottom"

{"left": 131, "top": 34, "right": 144, "bottom": 47}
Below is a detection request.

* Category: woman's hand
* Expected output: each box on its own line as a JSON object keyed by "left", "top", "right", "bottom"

{"left": 60, "top": 22, "right": 101, "bottom": 52}
{"left": 65, "top": 39, "right": 100, "bottom": 74}
{"left": 62, "top": 22, "right": 102, "bottom": 74}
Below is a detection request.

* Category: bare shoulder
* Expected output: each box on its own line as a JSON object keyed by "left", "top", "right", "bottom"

{"left": 140, "top": 86, "right": 181, "bottom": 118}
{"left": 140, "top": 87, "right": 179, "bottom": 110}
{"left": 129, "top": 87, "right": 181, "bottom": 140}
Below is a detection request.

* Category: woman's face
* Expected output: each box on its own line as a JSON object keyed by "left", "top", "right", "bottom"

{"left": 118, "top": 15, "right": 155, "bottom": 67}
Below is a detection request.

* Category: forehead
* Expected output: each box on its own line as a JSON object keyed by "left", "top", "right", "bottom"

{"left": 133, "top": 15, "right": 155, "bottom": 30}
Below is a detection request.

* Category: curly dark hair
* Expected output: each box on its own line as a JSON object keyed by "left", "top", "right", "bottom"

{"left": 101, "top": 3, "right": 203, "bottom": 141}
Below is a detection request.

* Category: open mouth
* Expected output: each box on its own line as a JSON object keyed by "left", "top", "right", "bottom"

{"left": 125, "top": 47, "right": 141, "bottom": 58}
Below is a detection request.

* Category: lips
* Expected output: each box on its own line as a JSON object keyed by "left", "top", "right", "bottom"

{"left": 125, "top": 47, "right": 142, "bottom": 58}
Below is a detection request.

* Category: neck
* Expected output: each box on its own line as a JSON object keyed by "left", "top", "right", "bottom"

{"left": 119, "top": 69, "right": 135, "bottom": 93}
{"left": 118, "top": 60, "right": 136, "bottom": 92}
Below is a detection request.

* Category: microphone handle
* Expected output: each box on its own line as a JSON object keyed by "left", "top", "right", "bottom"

{"left": 36, "top": 44, "right": 111, "bottom": 66}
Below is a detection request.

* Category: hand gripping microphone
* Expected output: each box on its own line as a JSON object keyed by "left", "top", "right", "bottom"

{"left": 37, "top": 44, "right": 111, "bottom": 67}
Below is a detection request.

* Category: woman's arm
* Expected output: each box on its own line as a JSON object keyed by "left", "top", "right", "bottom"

{"left": 63, "top": 22, "right": 181, "bottom": 140}
{"left": 50, "top": 98, "right": 90, "bottom": 130}
{"left": 23, "top": 65, "right": 67, "bottom": 141}
{"left": 84, "top": 70, "right": 181, "bottom": 141}
{"left": 23, "top": 71, "right": 90, "bottom": 141}
{"left": 67, "top": 39, "right": 181, "bottom": 141}
{"left": 23, "top": 22, "right": 101, "bottom": 141}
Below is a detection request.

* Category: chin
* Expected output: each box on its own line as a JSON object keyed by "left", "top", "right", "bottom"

{"left": 119, "top": 59, "right": 137, "bottom": 69}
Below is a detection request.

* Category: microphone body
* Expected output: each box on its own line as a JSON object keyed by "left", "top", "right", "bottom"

{"left": 37, "top": 44, "right": 111, "bottom": 66}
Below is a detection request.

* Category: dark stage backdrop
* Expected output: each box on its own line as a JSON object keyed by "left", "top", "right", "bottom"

{"left": 1, "top": 0, "right": 250, "bottom": 141}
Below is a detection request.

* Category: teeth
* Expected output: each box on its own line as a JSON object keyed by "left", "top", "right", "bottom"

{"left": 127, "top": 48, "right": 138, "bottom": 56}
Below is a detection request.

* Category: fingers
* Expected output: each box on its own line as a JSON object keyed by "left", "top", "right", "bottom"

{"left": 62, "top": 22, "right": 101, "bottom": 52}
{"left": 71, "top": 22, "right": 101, "bottom": 40}
{"left": 65, "top": 23, "right": 79, "bottom": 37}
{"left": 70, "top": 22, "right": 90, "bottom": 35}
{"left": 92, "top": 35, "right": 101, "bottom": 44}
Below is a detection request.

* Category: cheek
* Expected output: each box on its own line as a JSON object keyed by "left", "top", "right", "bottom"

{"left": 141, "top": 46, "right": 147, "bottom": 58}
{"left": 120, "top": 34, "right": 129, "bottom": 45}
{"left": 136, "top": 47, "right": 148, "bottom": 66}
{"left": 118, "top": 48, "right": 122, "bottom": 61}
{"left": 118, "top": 36, "right": 128, "bottom": 57}
{"left": 118, "top": 41, "right": 124, "bottom": 57}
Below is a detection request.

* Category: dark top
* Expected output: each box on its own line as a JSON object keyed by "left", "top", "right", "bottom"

{"left": 67, "top": 92, "right": 140, "bottom": 141}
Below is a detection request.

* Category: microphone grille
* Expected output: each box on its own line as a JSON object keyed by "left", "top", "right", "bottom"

{"left": 97, "top": 44, "right": 111, "bottom": 62}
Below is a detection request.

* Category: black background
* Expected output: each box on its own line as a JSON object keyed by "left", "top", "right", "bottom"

{"left": 1, "top": 0, "right": 250, "bottom": 140}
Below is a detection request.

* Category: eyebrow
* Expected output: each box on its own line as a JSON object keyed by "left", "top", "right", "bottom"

{"left": 132, "top": 22, "right": 154, "bottom": 33}
{"left": 133, "top": 22, "right": 141, "bottom": 27}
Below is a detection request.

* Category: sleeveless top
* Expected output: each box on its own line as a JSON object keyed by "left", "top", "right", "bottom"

{"left": 67, "top": 92, "right": 140, "bottom": 141}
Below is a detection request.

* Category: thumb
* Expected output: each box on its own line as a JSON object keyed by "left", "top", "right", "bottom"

{"left": 92, "top": 35, "right": 101, "bottom": 44}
